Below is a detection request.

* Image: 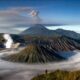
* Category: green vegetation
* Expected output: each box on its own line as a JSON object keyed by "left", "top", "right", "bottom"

{"left": 32, "top": 70, "right": 80, "bottom": 80}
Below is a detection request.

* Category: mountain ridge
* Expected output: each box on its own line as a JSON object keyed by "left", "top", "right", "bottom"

{"left": 21, "top": 24, "right": 80, "bottom": 40}
{"left": 3, "top": 36, "right": 80, "bottom": 63}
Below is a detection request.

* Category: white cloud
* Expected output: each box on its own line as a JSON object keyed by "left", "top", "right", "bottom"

{"left": 47, "top": 25, "right": 80, "bottom": 33}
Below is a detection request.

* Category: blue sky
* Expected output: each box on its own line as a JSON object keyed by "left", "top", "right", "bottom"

{"left": 0, "top": 0, "right": 80, "bottom": 24}
{"left": 0, "top": 0, "right": 79, "bottom": 34}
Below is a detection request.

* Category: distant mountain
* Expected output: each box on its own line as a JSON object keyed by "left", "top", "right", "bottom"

{"left": 21, "top": 24, "right": 80, "bottom": 40}
{"left": 21, "top": 24, "right": 48, "bottom": 35}
{"left": 21, "top": 24, "right": 60, "bottom": 37}
{"left": 55, "top": 29, "right": 80, "bottom": 40}
{"left": 3, "top": 36, "right": 80, "bottom": 63}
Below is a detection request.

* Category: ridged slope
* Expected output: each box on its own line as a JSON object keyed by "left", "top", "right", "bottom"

{"left": 48, "top": 36, "right": 78, "bottom": 51}
{"left": 4, "top": 44, "right": 64, "bottom": 63}
{"left": 27, "top": 36, "right": 80, "bottom": 52}
{"left": 4, "top": 36, "right": 80, "bottom": 63}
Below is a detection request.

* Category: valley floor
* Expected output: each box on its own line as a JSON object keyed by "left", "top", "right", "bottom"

{"left": 0, "top": 49, "right": 80, "bottom": 80}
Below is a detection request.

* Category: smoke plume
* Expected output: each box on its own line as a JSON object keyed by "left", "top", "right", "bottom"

{"left": 3, "top": 34, "right": 13, "bottom": 48}
{"left": 30, "top": 10, "right": 41, "bottom": 24}
{"left": 0, "top": 7, "right": 41, "bottom": 29}
{"left": 8, "top": 7, "right": 41, "bottom": 24}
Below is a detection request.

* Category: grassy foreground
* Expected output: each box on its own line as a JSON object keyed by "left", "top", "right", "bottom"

{"left": 32, "top": 70, "right": 80, "bottom": 80}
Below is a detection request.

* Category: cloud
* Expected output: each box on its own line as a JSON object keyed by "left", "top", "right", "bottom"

{"left": 47, "top": 25, "right": 80, "bottom": 33}
{"left": 0, "top": 7, "right": 41, "bottom": 28}
{"left": 0, "top": 27, "right": 20, "bottom": 34}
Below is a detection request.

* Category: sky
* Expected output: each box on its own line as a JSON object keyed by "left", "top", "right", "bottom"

{"left": 0, "top": 0, "right": 80, "bottom": 24}
{"left": 0, "top": 0, "right": 80, "bottom": 33}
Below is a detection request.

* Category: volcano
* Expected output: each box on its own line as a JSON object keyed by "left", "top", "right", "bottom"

{"left": 21, "top": 24, "right": 60, "bottom": 36}
{"left": 3, "top": 36, "right": 80, "bottom": 63}
{"left": 21, "top": 24, "right": 80, "bottom": 40}
{"left": 4, "top": 44, "right": 64, "bottom": 63}
{"left": 21, "top": 24, "right": 48, "bottom": 35}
